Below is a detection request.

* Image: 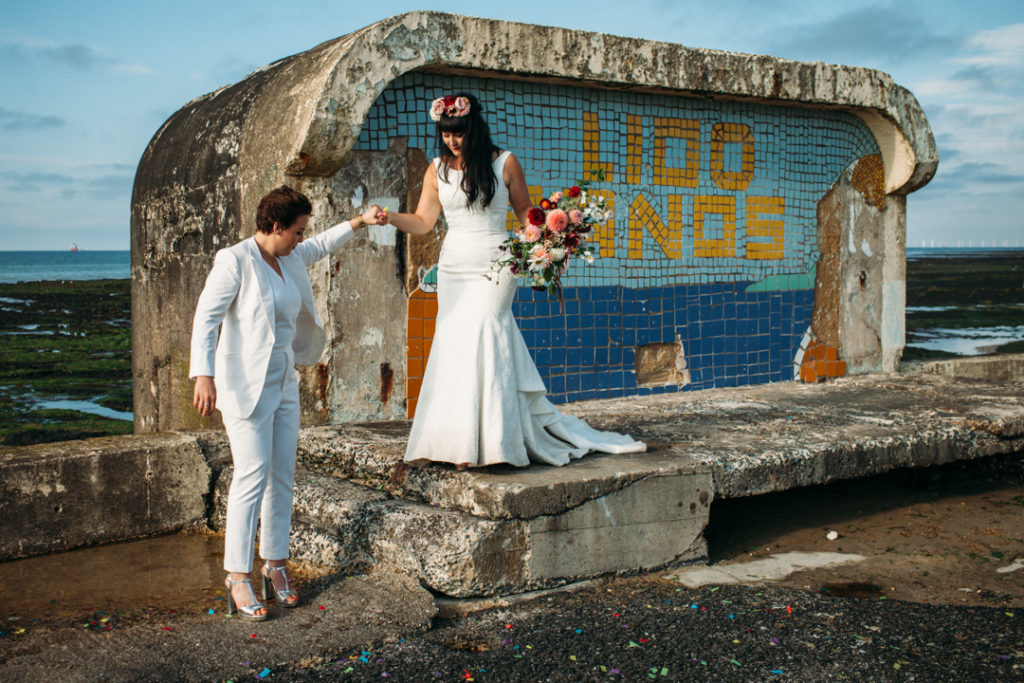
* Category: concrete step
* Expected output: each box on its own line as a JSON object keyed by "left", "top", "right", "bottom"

{"left": 212, "top": 464, "right": 711, "bottom": 597}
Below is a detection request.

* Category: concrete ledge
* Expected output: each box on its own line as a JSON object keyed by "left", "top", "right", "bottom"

{"left": 903, "top": 352, "right": 1024, "bottom": 382}
{"left": 299, "top": 370, "right": 1024, "bottom": 503}
{"left": 4, "top": 356, "right": 1022, "bottom": 598}
{"left": 0, "top": 433, "right": 210, "bottom": 560}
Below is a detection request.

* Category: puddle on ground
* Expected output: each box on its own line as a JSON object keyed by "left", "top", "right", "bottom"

{"left": 820, "top": 582, "right": 884, "bottom": 599}
{"left": 704, "top": 455, "right": 1024, "bottom": 607}
{"left": 907, "top": 325, "right": 1024, "bottom": 355}
{"left": 0, "top": 534, "right": 226, "bottom": 620}
{"left": 31, "top": 398, "right": 133, "bottom": 421}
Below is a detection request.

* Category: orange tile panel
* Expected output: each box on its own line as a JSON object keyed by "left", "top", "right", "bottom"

{"left": 407, "top": 337, "right": 424, "bottom": 358}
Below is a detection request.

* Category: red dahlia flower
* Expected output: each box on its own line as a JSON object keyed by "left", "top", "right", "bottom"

{"left": 527, "top": 207, "right": 546, "bottom": 226}
{"left": 568, "top": 185, "right": 581, "bottom": 197}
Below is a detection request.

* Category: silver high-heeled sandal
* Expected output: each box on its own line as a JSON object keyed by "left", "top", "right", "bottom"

{"left": 261, "top": 564, "right": 300, "bottom": 608}
{"left": 225, "top": 575, "right": 268, "bottom": 621}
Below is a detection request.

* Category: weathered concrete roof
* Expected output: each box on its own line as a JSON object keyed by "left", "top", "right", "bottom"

{"left": 136, "top": 10, "right": 936, "bottom": 212}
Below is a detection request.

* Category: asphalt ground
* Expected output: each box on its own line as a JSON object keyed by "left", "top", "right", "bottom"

{"left": 283, "top": 579, "right": 1021, "bottom": 682}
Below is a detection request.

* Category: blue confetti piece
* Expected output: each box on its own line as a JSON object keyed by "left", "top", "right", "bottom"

{"left": 728, "top": 614, "right": 735, "bottom": 620}
{"left": 258, "top": 668, "right": 271, "bottom": 679}
{"left": 575, "top": 629, "right": 582, "bottom": 634}
{"left": 771, "top": 670, "right": 784, "bottom": 675}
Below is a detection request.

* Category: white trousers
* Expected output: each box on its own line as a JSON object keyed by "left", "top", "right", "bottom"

{"left": 221, "top": 350, "right": 300, "bottom": 573}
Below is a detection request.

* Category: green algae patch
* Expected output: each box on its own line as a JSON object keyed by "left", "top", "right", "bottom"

{"left": 0, "top": 279, "right": 131, "bottom": 446}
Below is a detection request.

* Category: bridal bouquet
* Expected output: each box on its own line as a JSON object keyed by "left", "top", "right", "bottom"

{"left": 492, "top": 176, "right": 612, "bottom": 300}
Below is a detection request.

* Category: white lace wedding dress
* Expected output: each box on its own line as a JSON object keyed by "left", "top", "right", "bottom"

{"left": 404, "top": 151, "right": 646, "bottom": 467}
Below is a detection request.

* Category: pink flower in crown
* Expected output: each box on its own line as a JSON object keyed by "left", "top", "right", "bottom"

{"left": 429, "top": 98, "right": 446, "bottom": 122}
{"left": 429, "top": 95, "right": 472, "bottom": 121}
{"left": 546, "top": 208, "right": 569, "bottom": 233}
{"left": 522, "top": 224, "right": 542, "bottom": 242}
{"left": 550, "top": 191, "right": 563, "bottom": 203}
{"left": 568, "top": 209, "right": 583, "bottom": 225}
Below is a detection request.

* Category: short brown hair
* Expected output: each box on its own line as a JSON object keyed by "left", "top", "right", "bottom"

{"left": 255, "top": 185, "right": 312, "bottom": 233}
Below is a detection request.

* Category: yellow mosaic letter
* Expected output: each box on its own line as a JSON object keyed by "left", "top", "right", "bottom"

{"left": 591, "top": 190, "right": 616, "bottom": 259}
{"left": 710, "top": 122, "right": 755, "bottom": 191}
{"left": 507, "top": 185, "right": 544, "bottom": 232}
{"left": 583, "top": 111, "right": 614, "bottom": 181}
{"left": 626, "top": 114, "right": 643, "bottom": 185}
{"left": 745, "top": 196, "right": 785, "bottom": 259}
{"left": 628, "top": 193, "right": 682, "bottom": 260}
{"left": 653, "top": 117, "right": 700, "bottom": 188}
{"left": 694, "top": 195, "right": 736, "bottom": 258}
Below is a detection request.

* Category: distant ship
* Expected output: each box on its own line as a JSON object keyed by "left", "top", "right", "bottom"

{"left": 70, "top": 243, "right": 79, "bottom": 252}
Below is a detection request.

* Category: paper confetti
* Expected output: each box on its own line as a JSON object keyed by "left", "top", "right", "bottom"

{"left": 258, "top": 668, "right": 271, "bottom": 679}
{"left": 730, "top": 660, "right": 742, "bottom": 667}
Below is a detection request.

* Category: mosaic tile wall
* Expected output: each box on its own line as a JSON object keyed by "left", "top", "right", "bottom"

{"left": 352, "top": 72, "right": 879, "bottom": 409}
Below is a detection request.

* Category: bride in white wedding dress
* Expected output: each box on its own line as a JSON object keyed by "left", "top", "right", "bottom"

{"left": 383, "top": 93, "right": 645, "bottom": 469}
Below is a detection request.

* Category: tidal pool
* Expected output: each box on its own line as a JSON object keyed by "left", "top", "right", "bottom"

{"left": 908, "top": 325, "right": 1024, "bottom": 355}
{"left": 32, "top": 399, "right": 133, "bottom": 421}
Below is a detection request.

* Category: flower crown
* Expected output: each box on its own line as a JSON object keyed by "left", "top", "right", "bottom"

{"left": 429, "top": 95, "right": 471, "bottom": 121}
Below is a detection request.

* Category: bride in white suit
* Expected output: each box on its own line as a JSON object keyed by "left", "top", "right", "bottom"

{"left": 190, "top": 185, "right": 383, "bottom": 620}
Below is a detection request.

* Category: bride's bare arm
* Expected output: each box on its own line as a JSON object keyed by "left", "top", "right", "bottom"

{"left": 383, "top": 165, "right": 441, "bottom": 236}
{"left": 504, "top": 153, "right": 532, "bottom": 227}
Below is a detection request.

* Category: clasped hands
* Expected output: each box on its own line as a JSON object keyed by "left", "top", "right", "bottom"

{"left": 354, "top": 204, "right": 389, "bottom": 229}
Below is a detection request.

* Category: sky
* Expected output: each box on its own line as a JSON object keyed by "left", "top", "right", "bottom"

{"left": 1, "top": 1, "right": 1021, "bottom": 250}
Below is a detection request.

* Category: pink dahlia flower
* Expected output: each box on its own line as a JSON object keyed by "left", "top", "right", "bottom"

{"left": 568, "top": 209, "right": 583, "bottom": 225}
{"left": 546, "top": 209, "right": 569, "bottom": 233}
{"left": 523, "top": 224, "right": 542, "bottom": 242}
{"left": 550, "top": 191, "right": 563, "bottom": 203}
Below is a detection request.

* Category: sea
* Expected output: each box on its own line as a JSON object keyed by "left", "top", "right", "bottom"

{"left": 1, "top": 247, "right": 1022, "bottom": 284}
{"left": 0, "top": 250, "right": 130, "bottom": 284}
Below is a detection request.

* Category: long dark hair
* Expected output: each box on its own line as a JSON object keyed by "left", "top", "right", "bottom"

{"left": 435, "top": 93, "right": 500, "bottom": 209}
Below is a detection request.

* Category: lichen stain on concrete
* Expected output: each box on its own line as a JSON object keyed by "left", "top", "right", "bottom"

{"left": 380, "top": 362, "right": 394, "bottom": 405}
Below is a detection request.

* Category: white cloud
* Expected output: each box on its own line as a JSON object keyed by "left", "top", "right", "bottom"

{"left": 0, "top": 38, "right": 152, "bottom": 75}
{"left": 957, "top": 23, "right": 1024, "bottom": 68}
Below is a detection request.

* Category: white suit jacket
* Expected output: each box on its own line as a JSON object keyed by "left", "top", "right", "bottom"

{"left": 189, "top": 222, "right": 355, "bottom": 418}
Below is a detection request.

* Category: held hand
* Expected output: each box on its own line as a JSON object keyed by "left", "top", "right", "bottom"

{"left": 361, "top": 204, "right": 389, "bottom": 227}
{"left": 193, "top": 376, "right": 217, "bottom": 417}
